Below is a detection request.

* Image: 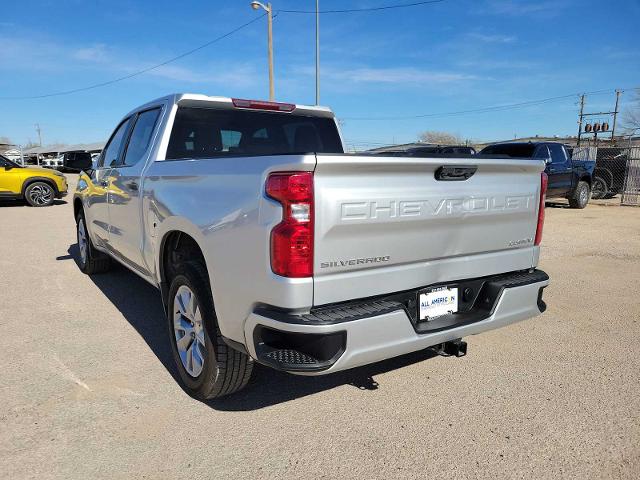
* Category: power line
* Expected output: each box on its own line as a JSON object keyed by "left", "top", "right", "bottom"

{"left": 340, "top": 88, "right": 638, "bottom": 121}
{"left": 0, "top": 13, "right": 270, "bottom": 100}
{"left": 279, "top": 0, "right": 446, "bottom": 14}
{"left": 0, "top": 2, "right": 447, "bottom": 100}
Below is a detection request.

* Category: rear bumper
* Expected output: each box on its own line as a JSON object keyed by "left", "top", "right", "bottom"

{"left": 244, "top": 269, "right": 549, "bottom": 375}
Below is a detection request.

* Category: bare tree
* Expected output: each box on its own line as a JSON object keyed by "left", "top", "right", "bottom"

{"left": 622, "top": 89, "right": 640, "bottom": 133}
{"left": 418, "top": 130, "right": 463, "bottom": 145}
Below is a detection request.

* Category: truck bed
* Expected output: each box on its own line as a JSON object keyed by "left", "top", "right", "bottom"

{"left": 143, "top": 152, "right": 545, "bottom": 344}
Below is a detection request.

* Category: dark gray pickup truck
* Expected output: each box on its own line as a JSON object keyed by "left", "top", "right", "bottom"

{"left": 480, "top": 142, "right": 595, "bottom": 209}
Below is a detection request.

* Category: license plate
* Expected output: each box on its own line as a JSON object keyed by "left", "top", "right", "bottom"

{"left": 419, "top": 286, "right": 459, "bottom": 321}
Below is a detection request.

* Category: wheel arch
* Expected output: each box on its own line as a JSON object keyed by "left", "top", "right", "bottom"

{"left": 157, "top": 228, "right": 209, "bottom": 312}
{"left": 73, "top": 197, "right": 83, "bottom": 222}
{"left": 580, "top": 175, "right": 592, "bottom": 187}
{"left": 21, "top": 176, "right": 59, "bottom": 197}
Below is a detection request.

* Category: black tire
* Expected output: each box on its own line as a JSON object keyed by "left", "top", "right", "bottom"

{"left": 568, "top": 181, "right": 590, "bottom": 209}
{"left": 591, "top": 175, "right": 609, "bottom": 200}
{"left": 75, "top": 211, "right": 111, "bottom": 274}
{"left": 24, "top": 181, "right": 55, "bottom": 207}
{"left": 167, "top": 261, "right": 253, "bottom": 399}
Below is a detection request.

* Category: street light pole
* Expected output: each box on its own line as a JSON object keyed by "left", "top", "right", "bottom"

{"left": 251, "top": 1, "right": 274, "bottom": 100}
{"left": 267, "top": 3, "right": 274, "bottom": 101}
{"left": 315, "top": 0, "right": 320, "bottom": 105}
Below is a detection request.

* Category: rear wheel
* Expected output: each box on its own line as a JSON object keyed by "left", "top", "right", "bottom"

{"left": 568, "top": 181, "right": 590, "bottom": 209}
{"left": 76, "top": 212, "right": 111, "bottom": 274}
{"left": 168, "top": 262, "right": 253, "bottom": 399}
{"left": 591, "top": 176, "right": 608, "bottom": 200}
{"left": 25, "top": 182, "right": 54, "bottom": 207}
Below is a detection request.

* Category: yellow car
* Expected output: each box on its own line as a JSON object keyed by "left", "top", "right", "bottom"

{"left": 0, "top": 155, "right": 68, "bottom": 207}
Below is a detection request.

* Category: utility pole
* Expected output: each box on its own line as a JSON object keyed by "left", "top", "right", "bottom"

{"left": 611, "top": 89, "right": 621, "bottom": 141}
{"left": 35, "top": 123, "right": 42, "bottom": 147}
{"left": 315, "top": 0, "right": 320, "bottom": 105}
{"left": 577, "top": 94, "right": 585, "bottom": 147}
{"left": 250, "top": 2, "right": 275, "bottom": 100}
{"left": 267, "top": 3, "right": 274, "bottom": 101}
{"left": 577, "top": 91, "right": 621, "bottom": 147}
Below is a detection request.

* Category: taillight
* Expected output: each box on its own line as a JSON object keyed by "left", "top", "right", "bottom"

{"left": 266, "top": 172, "right": 314, "bottom": 277}
{"left": 232, "top": 98, "right": 295, "bottom": 112}
{"left": 535, "top": 172, "right": 548, "bottom": 246}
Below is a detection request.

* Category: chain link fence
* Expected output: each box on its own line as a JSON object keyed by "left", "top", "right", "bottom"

{"left": 621, "top": 147, "right": 640, "bottom": 206}
{"left": 573, "top": 145, "right": 640, "bottom": 206}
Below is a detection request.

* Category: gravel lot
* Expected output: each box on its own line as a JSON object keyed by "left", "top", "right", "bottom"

{"left": 1, "top": 174, "right": 639, "bottom": 479}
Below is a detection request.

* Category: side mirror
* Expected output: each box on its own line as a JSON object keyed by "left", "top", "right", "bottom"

{"left": 4, "top": 165, "right": 13, "bottom": 171}
{"left": 545, "top": 157, "right": 552, "bottom": 165}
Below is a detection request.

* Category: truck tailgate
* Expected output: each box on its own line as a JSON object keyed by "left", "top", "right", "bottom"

{"left": 313, "top": 154, "right": 545, "bottom": 305}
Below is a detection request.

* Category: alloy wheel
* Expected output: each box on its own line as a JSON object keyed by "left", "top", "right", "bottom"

{"left": 173, "top": 285, "right": 206, "bottom": 377}
{"left": 29, "top": 184, "right": 53, "bottom": 206}
{"left": 580, "top": 185, "right": 589, "bottom": 205}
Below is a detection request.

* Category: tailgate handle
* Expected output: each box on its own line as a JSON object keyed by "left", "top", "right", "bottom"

{"left": 435, "top": 165, "right": 477, "bottom": 181}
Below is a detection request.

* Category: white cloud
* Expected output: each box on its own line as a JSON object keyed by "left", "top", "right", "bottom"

{"left": 480, "top": 0, "right": 571, "bottom": 16}
{"left": 298, "top": 66, "right": 476, "bottom": 85}
{"left": 468, "top": 33, "right": 516, "bottom": 44}
{"left": 0, "top": 33, "right": 259, "bottom": 89}
{"left": 147, "top": 63, "right": 258, "bottom": 87}
{"left": 73, "top": 44, "right": 110, "bottom": 63}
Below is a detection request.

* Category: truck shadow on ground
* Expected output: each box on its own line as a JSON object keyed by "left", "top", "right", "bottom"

{"left": 60, "top": 244, "right": 440, "bottom": 411}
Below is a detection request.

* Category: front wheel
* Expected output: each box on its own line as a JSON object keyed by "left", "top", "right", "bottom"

{"left": 568, "top": 181, "right": 590, "bottom": 209}
{"left": 168, "top": 262, "right": 253, "bottom": 399}
{"left": 25, "top": 182, "right": 54, "bottom": 207}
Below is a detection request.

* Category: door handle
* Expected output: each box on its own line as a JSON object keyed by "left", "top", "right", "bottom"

{"left": 126, "top": 181, "right": 139, "bottom": 191}
{"left": 434, "top": 165, "right": 477, "bottom": 181}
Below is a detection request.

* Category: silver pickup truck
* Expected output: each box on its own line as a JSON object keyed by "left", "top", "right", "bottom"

{"left": 74, "top": 94, "right": 549, "bottom": 399}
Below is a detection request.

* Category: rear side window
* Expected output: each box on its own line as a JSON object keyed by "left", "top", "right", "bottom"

{"left": 122, "top": 108, "right": 161, "bottom": 167}
{"left": 166, "top": 107, "right": 343, "bottom": 160}
{"left": 548, "top": 144, "right": 567, "bottom": 164}
{"left": 534, "top": 145, "right": 550, "bottom": 159}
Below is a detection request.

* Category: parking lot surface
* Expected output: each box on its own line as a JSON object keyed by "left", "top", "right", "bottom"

{"left": 1, "top": 175, "right": 639, "bottom": 479}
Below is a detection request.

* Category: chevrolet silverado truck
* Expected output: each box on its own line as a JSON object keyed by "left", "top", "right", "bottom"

{"left": 74, "top": 94, "right": 550, "bottom": 399}
{"left": 479, "top": 141, "right": 595, "bottom": 208}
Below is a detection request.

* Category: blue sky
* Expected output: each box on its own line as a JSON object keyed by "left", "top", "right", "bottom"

{"left": 1, "top": 0, "right": 639, "bottom": 149}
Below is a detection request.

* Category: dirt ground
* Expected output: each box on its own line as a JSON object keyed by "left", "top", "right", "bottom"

{"left": 1, "top": 175, "right": 639, "bottom": 479}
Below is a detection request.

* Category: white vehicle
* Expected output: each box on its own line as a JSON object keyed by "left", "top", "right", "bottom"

{"left": 42, "top": 156, "right": 63, "bottom": 169}
{"left": 74, "top": 94, "right": 550, "bottom": 399}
